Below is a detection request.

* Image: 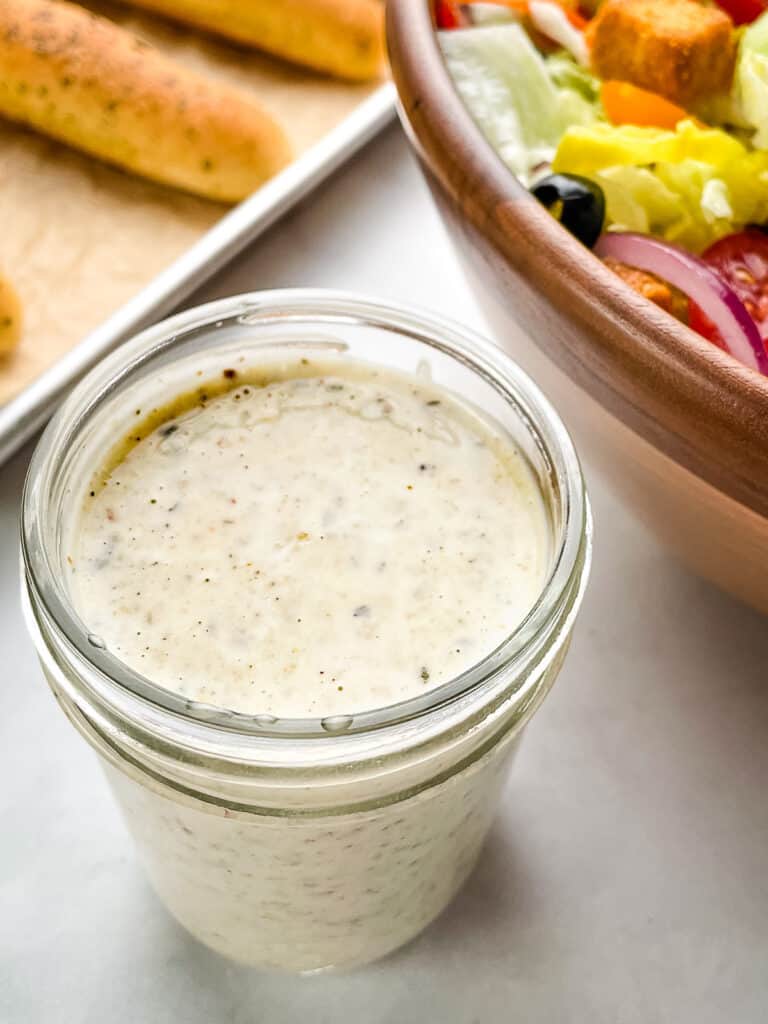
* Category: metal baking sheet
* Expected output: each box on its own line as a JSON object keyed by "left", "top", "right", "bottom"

{"left": 0, "top": 82, "right": 396, "bottom": 467}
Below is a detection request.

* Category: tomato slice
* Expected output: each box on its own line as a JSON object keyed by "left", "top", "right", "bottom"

{"left": 435, "top": 0, "right": 467, "bottom": 28}
{"left": 689, "top": 230, "right": 768, "bottom": 353}
{"left": 714, "top": 0, "right": 767, "bottom": 25}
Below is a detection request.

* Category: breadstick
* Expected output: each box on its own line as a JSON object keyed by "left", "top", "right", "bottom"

{"left": 120, "top": 0, "right": 385, "bottom": 80}
{"left": 0, "top": 273, "right": 22, "bottom": 355}
{"left": 0, "top": 0, "right": 292, "bottom": 202}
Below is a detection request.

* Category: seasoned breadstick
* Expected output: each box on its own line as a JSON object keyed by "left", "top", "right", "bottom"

{"left": 0, "top": 273, "right": 22, "bottom": 355}
{"left": 0, "top": 0, "right": 292, "bottom": 202}
{"left": 121, "top": 0, "right": 385, "bottom": 80}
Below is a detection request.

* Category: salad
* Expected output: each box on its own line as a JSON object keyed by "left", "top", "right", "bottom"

{"left": 437, "top": 0, "right": 768, "bottom": 374}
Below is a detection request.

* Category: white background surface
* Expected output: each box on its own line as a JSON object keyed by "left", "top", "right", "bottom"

{"left": 2, "top": 126, "right": 768, "bottom": 1023}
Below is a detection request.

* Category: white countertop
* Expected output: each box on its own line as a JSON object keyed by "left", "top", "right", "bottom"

{"left": 2, "top": 125, "right": 768, "bottom": 1023}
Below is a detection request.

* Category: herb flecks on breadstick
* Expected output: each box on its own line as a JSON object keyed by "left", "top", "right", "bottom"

{"left": 0, "top": 0, "right": 292, "bottom": 202}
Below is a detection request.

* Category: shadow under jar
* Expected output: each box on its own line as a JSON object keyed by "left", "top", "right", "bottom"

{"left": 21, "top": 291, "right": 591, "bottom": 972}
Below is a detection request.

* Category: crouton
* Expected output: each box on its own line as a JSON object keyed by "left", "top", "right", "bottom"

{"left": 604, "top": 259, "right": 689, "bottom": 320}
{"left": 587, "top": 0, "right": 736, "bottom": 106}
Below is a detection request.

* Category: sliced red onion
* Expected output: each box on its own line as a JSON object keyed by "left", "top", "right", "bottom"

{"left": 595, "top": 232, "right": 768, "bottom": 375}
{"left": 528, "top": 1, "right": 589, "bottom": 64}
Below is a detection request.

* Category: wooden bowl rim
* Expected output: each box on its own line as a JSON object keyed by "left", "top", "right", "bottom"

{"left": 387, "top": 0, "right": 768, "bottom": 518}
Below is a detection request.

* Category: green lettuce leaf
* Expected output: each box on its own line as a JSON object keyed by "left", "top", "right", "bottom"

{"left": 441, "top": 25, "right": 599, "bottom": 181}
{"left": 737, "top": 13, "right": 768, "bottom": 148}
{"left": 545, "top": 51, "right": 602, "bottom": 106}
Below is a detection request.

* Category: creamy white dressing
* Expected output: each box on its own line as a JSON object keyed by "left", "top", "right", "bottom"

{"left": 70, "top": 360, "right": 549, "bottom": 719}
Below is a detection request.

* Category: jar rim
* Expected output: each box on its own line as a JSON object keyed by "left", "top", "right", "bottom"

{"left": 22, "top": 289, "right": 590, "bottom": 744}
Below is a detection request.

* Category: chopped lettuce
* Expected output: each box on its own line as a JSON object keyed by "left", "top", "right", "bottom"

{"left": 693, "top": 91, "right": 752, "bottom": 136}
{"left": 590, "top": 167, "right": 680, "bottom": 236}
{"left": 441, "top": 16, "right": 768, "bottom": 250}
{"left": 545, "top": 51, "right": 601, "bottom": 106}
{"left": 440, "top": 26, "right": 600, "bottom": 181}
{"left": 737, "top": 13, "right": 768, "bottom": 149}
{"left": 553, "top": 121, "right": 768, "bottom": 250}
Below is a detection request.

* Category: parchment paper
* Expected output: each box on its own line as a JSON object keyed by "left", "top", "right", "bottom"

{"left": 0, "top": 1, "right": 379, "bottom": 404}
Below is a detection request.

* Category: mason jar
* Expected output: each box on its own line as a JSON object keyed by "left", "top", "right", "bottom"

{"left": 21, "top": 291, "right": 591, "bottom": 972}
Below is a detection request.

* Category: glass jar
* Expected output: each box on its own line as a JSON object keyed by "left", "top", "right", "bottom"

{"left": 21, "top": 291, "right": 591, "bottom": 973}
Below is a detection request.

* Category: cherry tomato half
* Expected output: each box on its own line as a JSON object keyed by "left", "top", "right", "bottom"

{"left": 714, "top": 0, "right": 767, "bottom": 25}
{"left": 435, "top": 0, "right": 467, "bottom": 28}
{"left": 689, "top": 230, "right": 768, "bottom": 353}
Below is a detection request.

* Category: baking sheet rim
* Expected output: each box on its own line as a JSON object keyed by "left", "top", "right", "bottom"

{"left": 0, "top": 82, "right": 396, "bottom": 467}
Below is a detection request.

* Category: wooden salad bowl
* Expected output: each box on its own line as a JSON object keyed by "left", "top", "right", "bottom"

{"left": 387, "top": 0, "right": 768, "bottom": 615}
